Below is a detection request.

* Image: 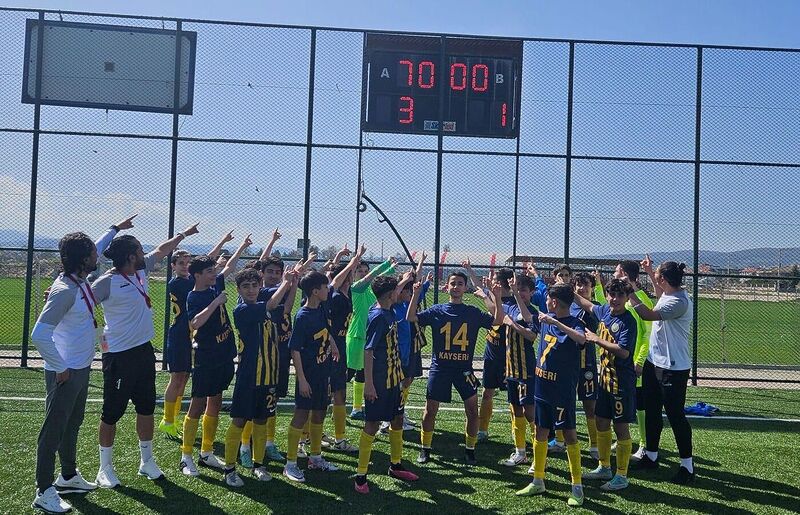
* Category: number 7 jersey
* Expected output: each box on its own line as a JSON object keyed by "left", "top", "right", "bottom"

{"left": 416, "top": 302, "right": 494, "bottom": 371}
{"left": 534, "top": 315, "right": 585, "bottom": 407}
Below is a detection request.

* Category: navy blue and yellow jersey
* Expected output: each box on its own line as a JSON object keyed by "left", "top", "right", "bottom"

{"left": 410, "top": 320, "right": 427, "bottom": 355}
{"left": 417, "top": 303, "right": 494, "bottom": 371}
{"left": 571, "top": 301, "right": 600, "bottom": 371}
{"left": 534, "top": 315, "right": 584, "bottom": 406}
{"left": 483, "top": 295, "right": 515, "bottom": 362}
{"left": 288, "top": 304, "right": 332, "bottom": 377}
{"left": 365, "top": 306, "right": 404, "bottom": 389}
{"left": 258, "top": 286, "right": 292, "bottom": 350}
{"left": 505, "top": 302, "right": 541, "bottom": 381}
{"left": 167, "top": 275, "right": 194, "bottom": 350}
{"left": 187, "top": 273, "right": 236, "bottom": 366}
{"left": 233, "top": 302, "right": 278, "bottom": 387}
{"left": 591, "top": 304, "right": 637, "bottom": 395}
{"left": 327, "top": 286, "right": 352, "bottom": 355}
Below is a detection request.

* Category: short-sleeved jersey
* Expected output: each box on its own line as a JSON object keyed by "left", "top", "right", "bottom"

{"left": 233, "top": 302, "right": 278, "bottom": 387}
{"left": 187, "top": 273, "right": 236, "bottom": 366}
{"left": 417, "top": 303, "right": 494, "bottom": 371}
{"left": 258, "top": 286, "right": 292, "bottom": 350}
{"left": 483, "top": 295, "right": 515, "bottom": 361}
{"left": 167, "top": 275, "right": 194, "bottom": 350}
{"left": 570, "top": 301, "right": 600, "bottom": 370}
{"left": 327, "top": 286, "right": 352, "bottom": 354}
{"left": 365, "top": 306, "right": 404, "bottom": 389}
{"left": 592, "top": 304, "right": 637, "bottom": 395}
{"left": 288, "top": 304, "right": 332, "bottom": 377}
{"left": 535, "top": 315, "right": 584, "bottom": 406}
{"left": 505, "top": 302, "right": 541, "bottom": 381}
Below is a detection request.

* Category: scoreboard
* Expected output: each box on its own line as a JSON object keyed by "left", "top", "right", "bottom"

{"left": 362, "top": 34, "right": 523, "bottom": 138}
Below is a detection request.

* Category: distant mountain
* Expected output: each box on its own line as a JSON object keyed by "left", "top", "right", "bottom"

{"left": 585, "top": 248, "right": 800, "bottom": 270}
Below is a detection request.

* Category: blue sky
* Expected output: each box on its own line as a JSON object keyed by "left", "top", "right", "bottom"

{"left": 0, "top": 1, "right": 798, "bottom": 265}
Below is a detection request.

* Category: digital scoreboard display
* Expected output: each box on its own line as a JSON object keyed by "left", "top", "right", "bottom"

{"left": 362, "top": 34, "right": 523, "bottom": 138}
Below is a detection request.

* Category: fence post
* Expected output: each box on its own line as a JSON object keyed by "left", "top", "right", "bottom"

{"left": 563, "top": 42, "right": 575, "bottom": 263}
{"left": 302, "top": 29, "right": 317, "bottom": 261}
{"left": 691, "top": 46, "right": 704, "bottom": 386}
{"left": 21, "top": 10, "right": 46, "bottom": 368}
{"left": 433, "top": 35, "right": 446, "bottom": 303}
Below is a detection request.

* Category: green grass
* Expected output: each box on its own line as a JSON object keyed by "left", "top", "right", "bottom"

{"left": 2, "top": 277, "right": 799, "bottom": 367}
{"left": 1, "top": 367, "right": 799, "bottom": 514}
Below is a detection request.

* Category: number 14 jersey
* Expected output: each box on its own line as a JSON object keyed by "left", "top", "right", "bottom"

{"left": 416, "top": 302, "right": 494, "bottom": 372}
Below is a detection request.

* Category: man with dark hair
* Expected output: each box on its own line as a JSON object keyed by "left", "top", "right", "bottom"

{"left": 407, "top": 271, "right": 504, "bottom": 465}
{"left": 31, "top": 215, "right": 135, "bottom": 513}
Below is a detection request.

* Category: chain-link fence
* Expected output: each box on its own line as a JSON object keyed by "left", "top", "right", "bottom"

{"left": 1, "top": 7, "right": 798, "bottom": 386}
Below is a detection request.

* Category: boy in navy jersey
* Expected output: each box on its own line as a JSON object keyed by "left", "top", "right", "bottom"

{"left": 570, "top": 272, "right": 601, "bottom": 459}
{"left": 406, "top": 272, "right": 503, "bottom": 465}
{"left": 178, "top": 235, "right": 251, "bottom": 476}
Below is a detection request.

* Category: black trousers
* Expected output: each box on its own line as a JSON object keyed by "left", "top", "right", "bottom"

{"left": 642, "top": 360, "right": 693, "bottom": 459}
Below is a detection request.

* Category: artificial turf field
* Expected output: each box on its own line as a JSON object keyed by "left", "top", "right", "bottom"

{"left": 2, "top": 367, "right": 799, "bottom": 514}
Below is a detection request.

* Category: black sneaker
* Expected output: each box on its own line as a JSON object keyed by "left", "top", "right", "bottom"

{"left": 465, "top": 449, "right": 477, "bottom": 466}
{"left": 671, "top": 466, "right": 696, "bottom": 485}
{"left": 417, "top": 448, "right": 431, "bottom": 464}
{"left": 632, "top": 454, "right": 659, "bottom": 470}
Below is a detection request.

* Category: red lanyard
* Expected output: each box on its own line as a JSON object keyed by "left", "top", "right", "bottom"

{"left": 119, "top": 271, "right": 152, "bottom": 309}
{"left": 65, "top": 274, "right": 98, "bottom": 328}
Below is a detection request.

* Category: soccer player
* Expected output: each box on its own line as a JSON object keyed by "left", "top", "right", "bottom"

{"left": 571, "top": 272, "right": 601, "bottom": 459}
{"left": 159, "top": 230, "right": 234, "bottom": 439}
{"left": 500, "top": 274, "right": 541, "bottom": 467}
{"left": 406, "top": 272, "right": 504, "bottom": 465}
{"left": 178, "top": 235, "right": 251, "bottom": 476}
{"left": 515, "top": 284, "right": 585, "bottom": 507}
{"left": 347, "top": 257, "right": 397, "bottom": 419}
{"left": 283, "top": 271, "right": 341, "bottom": 482}
{"left": 92, "top": 222, "right": 200, "bottom": 488}
{"left": 354, "top": 275, "right": 420, "bottom": 494}
{"left": 594, "top": 261, "right": 654, "bottom": 460}
{"left": 220, "top": 266, "right": 295, "bottom": 486}
{"left": 574, "top": 278, "right": 638, "bottom": 491}
{"left": 548, "top": 262, "right": 574, "bottom": 452}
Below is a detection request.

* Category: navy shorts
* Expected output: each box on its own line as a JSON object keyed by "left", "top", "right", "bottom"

{"left": 230, "top": 383, "right": 277, "bottom": 421}
{"left": 507, "top": 377, "right": 536, "bottom": 406}
{"left": 577, "top": 367, "right": 599, "bottom": 400}
{"left": 402, "top": 350, "right": 423, "bottom": 379}
{"left": 534, "top": 398, "right": 576, "bottom": 431}
{"left": 295, "top": 376, "right": 331, "bottom": 411}
{"left": 365, "top": 384, "right": 404, "bottom": 422}
{"left": 191, "top": 361, "right": 235, "bottom": 398}
{"left": 427, "top": 368, "right": 480, "bottom": 403}
{"left": 596, "top": 387, "right": 637, "bottom": 423}
{"left": 101, "top": 342, "right": 156, "bottom": 424}
{"left": 165, "top": 339, "right": 192, "bottom": 373}
{"left": 277, "top": 348, "right": 291, "bottom": 398}
{"left": 482, "top": 356, "right": 506, "bottom": 390}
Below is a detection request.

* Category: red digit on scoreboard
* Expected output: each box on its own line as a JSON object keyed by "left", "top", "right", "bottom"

{"left": 472, "top": 64, "right": 489, "bottom": 92}
{"left": 399, "top": 60, "right": 413, "bottom": 86}
{"left": 418, "top": 61, "right": 435, "bottom": 89}
{"left": 399, "top": 96, "right": 414, "bottom": 124}
{"left": 450, "top": 62, "right": 467, "bottom": 91}
{"left": 501, "top": 102, "right": 507, "bottom": 127}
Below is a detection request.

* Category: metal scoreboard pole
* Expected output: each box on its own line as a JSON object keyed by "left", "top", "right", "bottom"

{"left": 433, "top": 35, "right": 446, "bottom": 304}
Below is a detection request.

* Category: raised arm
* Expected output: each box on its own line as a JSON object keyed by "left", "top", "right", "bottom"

{"left": 330, "top": 244, "right": 364, "bottom": 291}
{"left": 490, "top": 283, "right": 505, "bottom": 326}
{"left": 190, "top": 291, "right": 227, "bottom": 331}
{"left": 641, "top": 254, "right": 662, "bottom": 298}
{"left": 152, "top": 222, "right": 199, "bottom": 261}
{"left": 538, "top": 311, "right": 586, "bottom": 346}
{"left": 96, "top": 214, "right": 137, "bottom": 254}
{"left": 405, "top": 281, "right": 423, "bottom": 323}
{"left": 628, "top": 292, "right": 662, "bottom": 322}
{"left": 394, "top": 270, "right": 415, "bottom": 297}
{"left": 259, "top": 227, "right": 282, "bottom": 261}
{"left": 509, "top": 275, "right": 534, "bottom": 324}
{"left": 266, "top": 268, "right": 297, "bottom": 311}
{"left": 208, "top": 230, "right": 234, "bottom": 260}
{"left": 572, "top": 289, "right": 595, "bottom": 312}
{"left": 221, "top": 233, "right": 253, "bottom": 278}
{"left": 415, "top": 251, "right": 427, "bottom": 278}
{"left": 504, "top": 315, "right": 539, "bottom": 342}
{"left": 593, "top": 268, "right": 607, "bottom": 304}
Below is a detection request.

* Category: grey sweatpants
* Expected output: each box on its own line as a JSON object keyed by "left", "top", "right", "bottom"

{"left": 35, "top": 366, "right": 90, "bottom": 491}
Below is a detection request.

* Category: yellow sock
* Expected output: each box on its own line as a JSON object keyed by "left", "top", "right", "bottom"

{"left": 556, "top": 430, "right": 565, "bottom": 444}
{"left": 586, "top": 417, "right": 598, "bottom": 449}
{"left": 514, "top": 416, "right": 527, "bottom": 451}
{"left": 529, "top": 421, "right": 537, "bottom": 447}
{"left": 616, "top": 438, "right": 633, "bottom": 476}
{"left": 353, "top": 381, "right": 364, "bottom": 410}
{"left": 241, "top": 420, "right": 253, "bottom": 447}
{"left": 357, "top": 430, "right": 375, "bottom": 475}
{"left": 533, "top": 438, "right": 548, "bottom": 479}
{"left": 389, "top": 427, "right": 404, "bottom": 464}
{"left": 566, "top": 442, "right": 582, "bottom": 485}
{"left": 224, "top": 424, "right": 243, "bottom": 467}
{"left": 310, "top": 422, "right": 323, "bottom": 455}
{"left": 163, "top": 400, "right": 177, "bottom": 424}
{"left": 333, "top": 405, "right": 347, "bottom": 440}
{"left": 597, "top": 429, "right": 612, "bottom": 468}
{"left": 252, "top": 422, "right": 268, "bottom": 465}
{"left": 401, "top": 387, "right": 410, "bottom": 407}
{"left": 509, "top": 404, "right": 516, "bottom": 445}
{"left": 286, "top": 425, "right": 303, "bottom": 462}
{"left": 266, "top": 416, "right": 276, "bottom": 443}
{"left": 465, "top": 432, "right": 477, "bottom": 450}
{"left": 201, "top": 415, "right": 219, "bottom": 453}
{"left": 421, "top": 429, "right": 433, "bottom": 449}
{"left": 478, "top": 397, "right": 493, "bottom": 432}
{"left": 175, "top": 396, "right": 183, "bottom": 422}
{"left": 181, "top": 417, "right": 199, "bottom": 455}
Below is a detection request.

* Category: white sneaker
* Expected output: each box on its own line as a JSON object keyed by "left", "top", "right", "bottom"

{"left": 527, "top": 463, "right": 536, "bottom": 475}
{"left": 198, "top": 452, "right": 225, "bottom": 470}
{"left": 32, "top": 486, "right": 71, "bottom": 513}
{"left": 138, "top": 458, "right": 165, "bottom": 480}
{"left": 379, "top": 422, "right": 390, "bottom": 434}
{"left": 308, "top": 456, "right": 339, "bottom": 471}
{"left": 631, "top": 446, "right": 646, "bottom": 462}
{"left": 321, "top": 434, "right": 337, "bottom": 448}
{"left": 54, "top": 471, "right": 97, "bottom": 494}
{"left": 95, "top": 465, "right": 121, "bottom": 489}
{"left": 330, "top": 439, "right": 358, "bottom": 453}
{"left": 283, "top": 462, "right": 306, "bottom": 483}
{"left": 252, "top": 466, "right": 272, "bottom": 482}
{"left": 223, "top": 468, "right": 244, "bottom": 488}
{"left": 502, "top": 451, "right": 529, "bottom": 467}
{"left": 179, "top": 455, "right": 199, "bottom": 477}
{"left": 611, "top": 441, "right": 618, "bottom": 452}
{"left": 297, "top": 442, "right": 308, "bottom": 459}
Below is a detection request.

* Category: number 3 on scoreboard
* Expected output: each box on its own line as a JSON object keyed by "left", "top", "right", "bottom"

{"left": 399, "top": 96, "right": 414, "bottom": 124}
